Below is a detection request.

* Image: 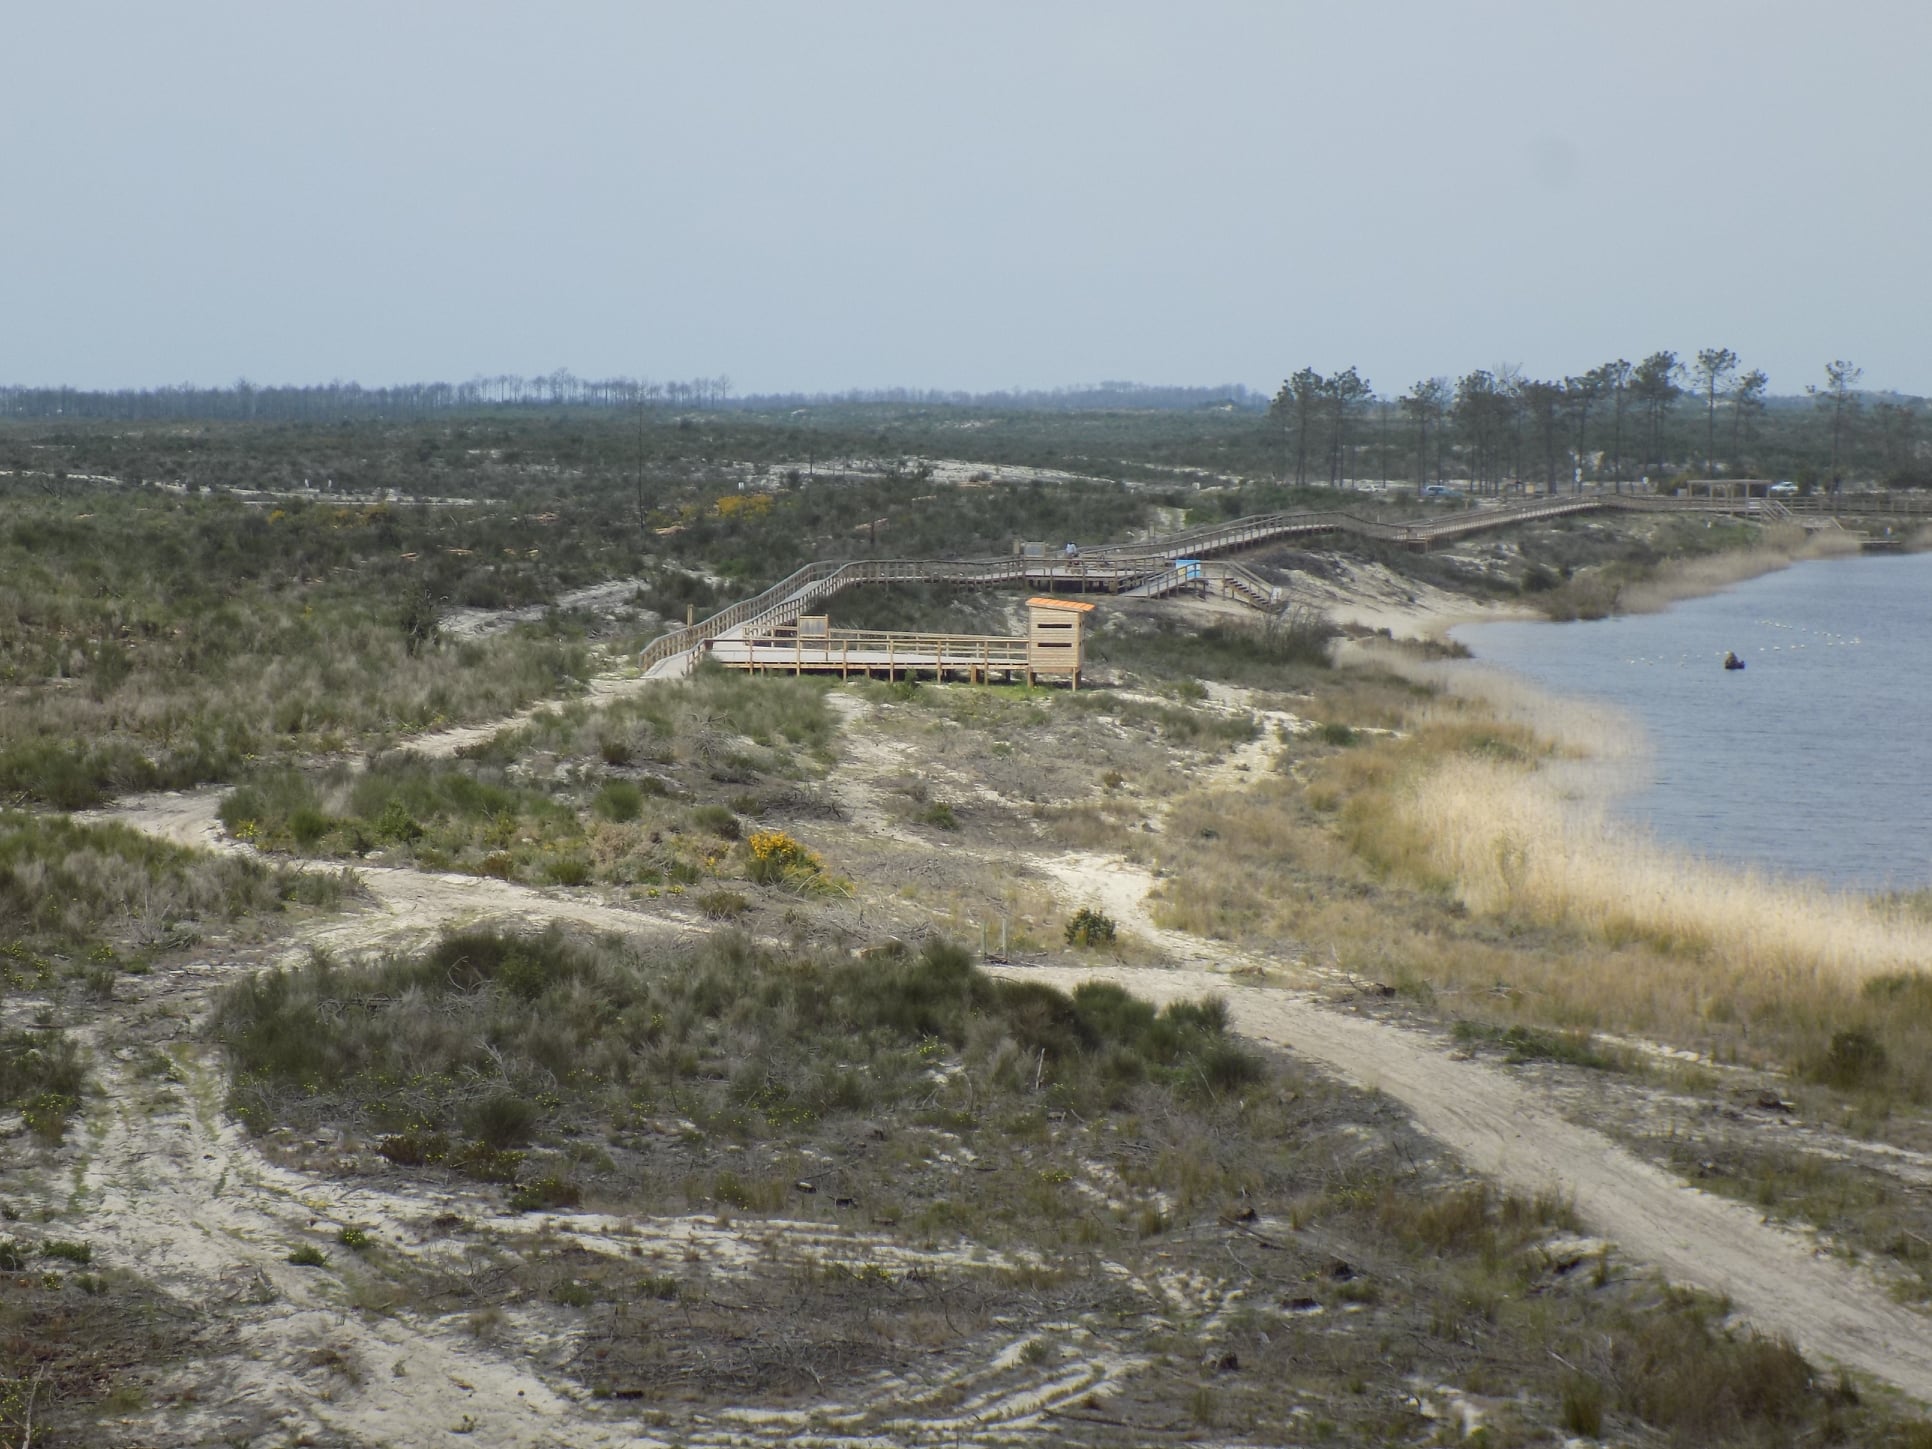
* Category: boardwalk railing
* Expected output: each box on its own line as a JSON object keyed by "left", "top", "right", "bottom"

{"left": 712, "top": 627, "right": 1031, "bottom": 679}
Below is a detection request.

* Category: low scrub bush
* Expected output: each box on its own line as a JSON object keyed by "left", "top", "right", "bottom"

{"left": 213, "top": 929, "right": 1259, "bottom": 1175}
{"left": 1808, "top": 1027, "right": 1888, "bottom": 1091}
{"left": 696, "top": 889, "right": 750, "bottom": 920}
{"left": 1064, "top": 907, "right": 1117, "bottom": 948}
{"left": 2, "top": 812, "right": 287, "bottom": 951}
{"left": 594, "top": 780, "right": 644, "bottom": 823}
{"left": 508, "top": 1175, "right": 582, "bottom": 1213}
{"left": 1088, "top": 613, "right": 1336, "bottom": 688}
{"left": 1602, "top": 1293, "right": 1816, "bottom": 1438}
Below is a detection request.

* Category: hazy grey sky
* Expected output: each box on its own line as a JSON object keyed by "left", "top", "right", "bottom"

{"left": 7, "top": 2, "right": 1929, "bottom": 397}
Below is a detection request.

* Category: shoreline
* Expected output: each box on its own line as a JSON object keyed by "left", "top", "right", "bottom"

{"left": 1365, "top": 545, "right": 1930, "bottom": 902}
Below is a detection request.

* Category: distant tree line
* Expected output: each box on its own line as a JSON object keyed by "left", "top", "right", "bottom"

{"left": 0, "top": 373, "right": 1261, "bottom": 423}
{"left": 3, "top": 357, "right": 1924, "bottom": 488}
{"left": 1270, "top": 354, "right": 1923, "bottom": 491}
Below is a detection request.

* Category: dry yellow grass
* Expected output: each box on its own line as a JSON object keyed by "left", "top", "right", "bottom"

{"left": 1393, "top": 754, "right": 1932, "bottom": 986}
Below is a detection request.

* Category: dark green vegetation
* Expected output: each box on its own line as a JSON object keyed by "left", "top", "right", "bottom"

{"left": 7, "top": 357, "right": 1926, "bottom": 488}
{"left": 213, "top": 931, "right": 1260, "bottom": 1186}
{"left": 1089, "top": 608, "right": 1340, "bottom": 687}
{"left": 0, "top": 480, "right": 592, "bottom": 808}
{"left": 1271, "top": 354, "right": 1924, "bottom": 492}
{"left": 218, "top": 667, "right": 840, "bottom": 891}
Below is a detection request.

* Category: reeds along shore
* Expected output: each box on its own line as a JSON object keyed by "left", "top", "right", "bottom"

{"left": 1314, "top": 671, "right": 1932, "bottom": 1098}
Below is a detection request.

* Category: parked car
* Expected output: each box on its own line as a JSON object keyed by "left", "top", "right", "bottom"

{"left": 1769, "top": 481, "right": 1799, "bottom": 496}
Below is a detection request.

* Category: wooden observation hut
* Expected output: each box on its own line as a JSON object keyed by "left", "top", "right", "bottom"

{"left": 1023, "top": 597, "right": 1093, "bottom": 688}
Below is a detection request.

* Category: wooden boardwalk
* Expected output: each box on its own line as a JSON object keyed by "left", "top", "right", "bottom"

{"left": 640, "top": 491, "right": 1910, "bottom": 679}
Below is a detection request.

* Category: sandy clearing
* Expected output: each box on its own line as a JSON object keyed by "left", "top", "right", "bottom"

{"left": 439, "top": 576, "right": 652, "bottom": 641}
{"left": 56, "top": 1034, "right": 649, "bottom": 1449}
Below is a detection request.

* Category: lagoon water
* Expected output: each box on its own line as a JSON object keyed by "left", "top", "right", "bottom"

{"left": 1453, "top": 551, "right": 1932, "bottom": 895}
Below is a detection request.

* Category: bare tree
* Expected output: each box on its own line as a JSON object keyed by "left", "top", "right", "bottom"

{"left": 1519, "top": 379, "right": 1567, "bottom": 493}
{"left": 1325, "top": 366, "right": 1372, "bottom": 485}
{"left": 1601, "top": 359, "right": 1633, "bottom": 490}
{"left": 1630, "top": 351, "right": 1682, "bottom": 480}
{"left": 1807, "top": 359, "right": 1863, "bottom": 481}
{"left": 1691, "top": 348, "right": 1740, "bottom": 476}
{"left": 1401, "top": 378, "right": 1450, "bottom": 487}
{"left": 1270, "top": 369, "right": 1326, "bottom": 486}
{"left": 1729, "top": 368, "right": 1768, "bottom": 469}
{"left": 1565, "top": 367, "right": 1609, "bottom": 488}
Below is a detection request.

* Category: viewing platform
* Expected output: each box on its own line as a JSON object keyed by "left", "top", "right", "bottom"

{"left": 710, "top": 598, "right": 1096, "bottom": 687}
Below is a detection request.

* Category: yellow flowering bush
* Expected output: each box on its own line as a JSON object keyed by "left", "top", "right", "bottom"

{"left": 747, "top": 829, "right": 822, "bottom": 884}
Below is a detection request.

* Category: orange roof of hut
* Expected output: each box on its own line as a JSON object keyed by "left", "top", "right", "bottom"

{"left": 1024, "top": 597, "right": 1096, "bottom": 612}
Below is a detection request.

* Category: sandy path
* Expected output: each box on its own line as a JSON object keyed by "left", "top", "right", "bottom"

{"left": 83, "top": 788, "right": 707, "bottom": 958}
{"left": 1017, "top": 854, "right": 1932, "bottom": 1403}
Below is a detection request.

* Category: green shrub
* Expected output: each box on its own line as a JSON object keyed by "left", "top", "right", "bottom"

{"left": 377, "top": 1131, "right": 451, "bottom": 1167}
{"left": 21, "top": 1091, "right": 78, "bottom": 1143}
{"left": 337, "top": 1226, "right": 372, "bottom": 1250}
{"left": 450, "top": 1142, "right": 524, "bottom": 1184}
{"left": 544, "top": 855, "right": 592, "bottom": 886}
{"left": 1609, "top": 1303, "right": 1815, "bottom": 1437}
{"left": 42, "top": 1239, "right": 92, "bottom": 1264}
{"left": 466, "top": 1092, "right": 540, "bottom": 1148}
{"left": 1197, "top": 1037, "right": 1265, "bottom": 1093}
{"left": 287, "top": 1244, "right": 328, "bottom": 1268}
{"left": 0, "top": 1029, "right": 84, "bottom": 1109}
{"left": 691, "top": 804, "right": 740, "bottom": 839}
{"left": 1064, "top": 907, "right": 1117, "bottom": 948}
{"left": 373, "top": 799, "right": 424, "bottom": 844}
{"left": 215, "top": 928, "right": 1262, "bottom": 1190}
{"left": 508, "top": 1176, "right": 582, "bottom": 1213}
{"left": 2, "top": 812, "right": 282, "bottom": 952}
{"left": 697, "top": 889, "right": 750, "bottom": 920}
{"left": 594, "top": 780, "right": 644, "bottom": 823}
{"left": 1811, "top": 1028, "right": 1888, "bottom": 1090}
{"left": 1559, "top": 1374, "right": 1605, "bottom": 1436}
{"left": 288, "top": 805, "right": 335, "bottom": 846}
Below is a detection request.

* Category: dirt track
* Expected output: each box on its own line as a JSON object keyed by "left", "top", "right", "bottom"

{"left": 1019, "top": 962, "right": 1932, "bottom": 1402}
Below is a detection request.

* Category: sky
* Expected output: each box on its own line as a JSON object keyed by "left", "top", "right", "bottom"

{"left": 5, "top": 1, "right": 1930, "bottom": 399}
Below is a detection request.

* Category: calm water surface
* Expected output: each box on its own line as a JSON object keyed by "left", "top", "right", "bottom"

{"left": 1453, "top": 551, "right": 1932, "bottom": 893}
